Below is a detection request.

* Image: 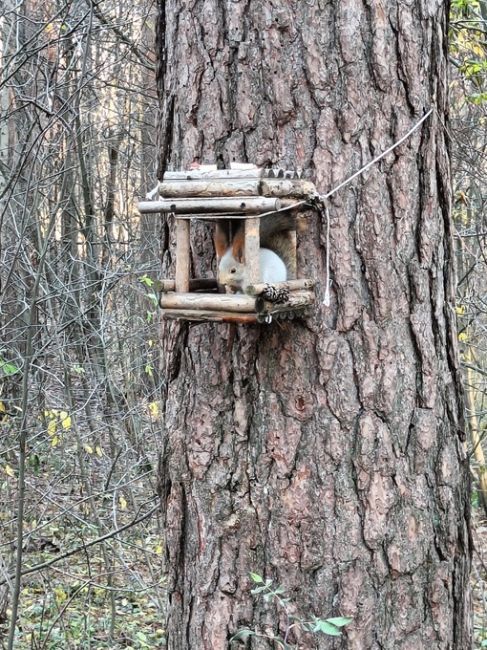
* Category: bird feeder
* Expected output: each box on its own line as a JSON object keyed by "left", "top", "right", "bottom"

{"left": 138, "top": 164, "right": 317, "bottom": 324}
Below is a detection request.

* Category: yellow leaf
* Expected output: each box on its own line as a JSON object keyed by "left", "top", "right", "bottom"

{"left": 4, "top": 465, "right": 14, "bottom": 477}
{"left": 54, "top": 587, "right": 67, "bottom": 604}
{"left": 155, "top": 544, "right": 163, "bottom": 555}
{"left": 84, "top": 444, "right": 93, "bottom": 454}
{"left": 48, "top": 420, "right": 56, "bottom": 436}
{"left": 51, "top": 435, "right": 60, "bottom": 447}
{"left": 458, "top": 332, "right": 468, "bottom": 342}
{"left": 119, "top": 495, "right": 127, "bottom": 510}
{"left": 95, "top": 446, "right": 103, "bottom": 457}
{"left": 60, "top": 411, "right": 71, "bottom": 429}
{"left": 0, "top": 402, "right": 5, "bottom": 414}
{"left": 455, "top": 305, "right": 465, "bottom": 316}
{"left": 148, "top": 402, "right": 159, "bottom": 417}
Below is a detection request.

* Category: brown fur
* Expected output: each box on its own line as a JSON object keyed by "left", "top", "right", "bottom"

{"left": 214, "top": 213, "right": 305, "bottom": 266}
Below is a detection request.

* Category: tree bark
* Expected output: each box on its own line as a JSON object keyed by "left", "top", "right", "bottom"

{"left": 156, "top": 1, "right": 471, "bottom": 648}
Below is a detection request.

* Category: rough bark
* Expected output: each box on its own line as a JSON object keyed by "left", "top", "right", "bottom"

{"left": 156, "top": 1, "right": 471, "bottom": 648}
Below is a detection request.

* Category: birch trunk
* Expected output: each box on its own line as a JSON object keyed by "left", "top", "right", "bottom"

{"left": 156, "top": 1, "right": 471, "bottom": 648}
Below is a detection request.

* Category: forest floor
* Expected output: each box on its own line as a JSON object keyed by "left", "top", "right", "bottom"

{"left": 0, "top": 514, "right": 167, "bottom": 649}
{"left": 1, "top": 505, "right": 486, "bottom": 648}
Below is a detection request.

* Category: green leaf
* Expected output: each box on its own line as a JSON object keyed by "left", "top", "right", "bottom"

{"left": 230, "top": 628, "right": 255, "bottom": 641}
{"left": 313, "top": 620, "right": 342, "bottom": 636}
{"left": 136, "top": 631, "right": 150, "bottom": 647}
{"left": 325, "top": 616, "right": 352, "bottom": 627}
{"left": 467, "top": 92, "right": 487, "bottom": 105}
{"left": 249, "top": 572, "right": 264, "bottom": 584}
{"left": 29, "top": 454, "right": 40, "bottom": 474}
{"left": 139, "top": 274, "right": 154, "bottom": 287}
{"left": 0, "top": 359, "right": 19, "bottom": 376}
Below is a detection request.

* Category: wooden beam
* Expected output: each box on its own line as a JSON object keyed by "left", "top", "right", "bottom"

{"left": 163, "top": 168, "right": 264, "bottom": 181}
{"left": 245, "top": 279, "right": 315, "bottom": 296}
{"left": 161, "top": 309, "right": 258, "bottom": 324}
{"left": 255, "top": 290, "right": 315, "bottom": 314}
{"left": 159, "top": 179, "right": 261, "bottom": 198}
{"left": 244, "top": 217, "right": 261, "bottom": 285}
{"left": 155, "top": 278, "right": 219, "bottom": 293}
{"left": 260, "top": 179, "right": 316, "bottom": 198}
{"left": 175, "top": 220, "right": 190, "bottom": 292}
{"left": 138, "top": 197, "right": 281, "bottom": 215}
{"left": 160, "top": 292, "right": 256, "bottom": 312}
{"left": 288, "top": 230, "right": 297, "bottom": 279}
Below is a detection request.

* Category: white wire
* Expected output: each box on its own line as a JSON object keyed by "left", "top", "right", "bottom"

{"left": 321, "top": 108, "right": 433, "bottom": 200}
{"left": 244, "top": 108, "right": 434, "bottom": 221}
{"left": 323, "top": 201, "right": 331, "bottom": 306}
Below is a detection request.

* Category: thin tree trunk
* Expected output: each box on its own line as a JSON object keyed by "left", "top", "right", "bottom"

{"left": 156, "top": 2, "right": 471, "bottom": 648}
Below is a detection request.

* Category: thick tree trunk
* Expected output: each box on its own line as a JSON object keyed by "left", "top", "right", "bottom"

{"left": 156, "top": 1, "right": 471, "bottom": 648}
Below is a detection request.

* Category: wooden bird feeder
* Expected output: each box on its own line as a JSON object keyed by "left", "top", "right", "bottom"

{"left": 138, "top": 163, "right": 317, "bottom": 324}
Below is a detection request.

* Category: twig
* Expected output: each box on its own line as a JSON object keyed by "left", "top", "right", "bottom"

{"left": 0, "top": 502, "right": 159, "bottom": 587}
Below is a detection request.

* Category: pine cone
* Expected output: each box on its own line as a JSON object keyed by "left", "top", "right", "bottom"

{"left": 261, "top": 285, "right": 290, "bottom": 304}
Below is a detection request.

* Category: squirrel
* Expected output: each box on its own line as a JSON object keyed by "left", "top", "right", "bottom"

{"left": 214, "top": 213, "right": 302, "bottom": 291}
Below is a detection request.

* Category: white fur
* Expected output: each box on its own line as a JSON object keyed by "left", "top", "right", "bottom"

{"left": 219, "top": 247, "right": 287, "bottom": 290}
{"left": 259, "top": 248, "right": 287, "bottom": 283}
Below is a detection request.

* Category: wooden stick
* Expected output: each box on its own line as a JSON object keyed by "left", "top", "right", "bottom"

{"left": 175, "top": 220, "right": 190, "bottom": 292}
{"left": 154, "top": 278, "right": 219, "bottom": 293}
{"left": 160, "top": 292, "right": 256, "bottom": 312}
{"left": 255, "top": 290, "right": 315, "bottom": 314}
{"left": 138, "top": 197, "right": 281, "bottom": 215}
{"left": 163, "top": 168, "right": 264, "bottom": 181}
{"left": 161, "top": 309, "right": 258, "bottom": 324}
{"left": 159, "top": 179, "right": 261, "bottom": 198}
{"left": 288, "top": 230, "right": 297, "bottom": 279}
{"left": 260, "top": 179, "right": 316, "bottom": 198}
{"left": 244, "top": 217, "right": 261, "bottom": 285}
{"left": 245, "top": 279, "right": 315, "bottom": 296}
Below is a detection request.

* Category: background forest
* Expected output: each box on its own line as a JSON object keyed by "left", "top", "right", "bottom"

{"left": 0, "top": 0, "right": 486, "bottom": 648}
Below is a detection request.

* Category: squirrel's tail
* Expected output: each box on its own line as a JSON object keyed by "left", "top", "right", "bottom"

{"left": 260, "top": 212, "right": 306, "bottom": 274}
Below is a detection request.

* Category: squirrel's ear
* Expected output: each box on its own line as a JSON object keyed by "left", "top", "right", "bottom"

{"left": 214, "top": 223, "right": 229, "bottom": 257}
{"left": 232, "top": 228, "right": 245, "bottom": 263}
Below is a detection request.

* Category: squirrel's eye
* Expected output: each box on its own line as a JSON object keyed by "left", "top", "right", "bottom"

{"left": 230, "top": 268, "right": 236, "bottom": 274}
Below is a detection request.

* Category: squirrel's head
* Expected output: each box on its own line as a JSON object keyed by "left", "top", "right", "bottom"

{"left": 214, "top": 222, "right": 246, "bottom": 290}
{"left": 218, "top": 248, "right": 245, "bottom": 289}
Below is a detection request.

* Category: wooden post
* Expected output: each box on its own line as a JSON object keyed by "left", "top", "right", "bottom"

{"left": 175, "top": 219, "right": 190, "bottom": 292}
{"left": 245, "top": 217, "right": 260, "bottom": 285}
{"left": 288, "top": 230, "right": 297, "bottom": 279}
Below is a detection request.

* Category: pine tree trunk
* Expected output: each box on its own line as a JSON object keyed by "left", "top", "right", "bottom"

{"left": 156, "top": 1, "right": 471, "bottom": 648}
